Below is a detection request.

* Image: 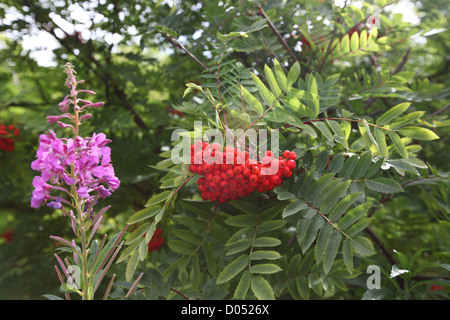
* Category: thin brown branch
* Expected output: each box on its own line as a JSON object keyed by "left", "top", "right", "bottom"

{"left": 428, "top": 103, "right": 450, "bottom": 118}
{"left": 257, "top": 4, "right": 298, "bottom": 64}
{"left": 391, "top": 47, "right": 411, "bottom": 76}
{"left": 164, "top": 35, "right": 207, "bottom": 70}
{"left": 170, "top": 287, "right": 190, "bottom": 300}
{"left": 364, "top": 227, "right": 398, "bottom": 265}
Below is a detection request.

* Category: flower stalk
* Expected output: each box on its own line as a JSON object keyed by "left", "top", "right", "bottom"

{"left": 31, "top": 62, "right": 124, "bottom": 300}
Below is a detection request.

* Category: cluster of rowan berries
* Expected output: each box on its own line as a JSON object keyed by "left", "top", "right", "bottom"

{"left": 0, "top": 124, "right": 19, "bottom": 152}
{"left": 188, "top": 140, "right": 297, "bottom": 203}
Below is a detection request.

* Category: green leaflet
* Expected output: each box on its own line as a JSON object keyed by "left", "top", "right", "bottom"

{"left": 240, "top": 84, "right": 263, "bottom": 115}
{"left": 217, "top": 254, "right": 249, "bottom": 284}
{"left": 374, "top": 127, "right": 388, "bottom": 157}
{"left": 167, "top": 240, "right": 196, "bottom": 255}
{"left": 251, "top": 276, "right": 275, "bottom": 300}
{"left": 145, "top": 190, "right": 172, "bottom": 207}
{"left": 273, "top": 59, "right": 287, "bottom": 91}
{"left": 350, "top": 236, "right": 376, "bottom": 257}
{"left": 376, "top": 102, "right": 411, "bottom": 126}
{"left": 398, "top": 126, "right": 439, "bottom": 141}
{"left": 250, "top": 263, "right": 282, "bottom": 274}
{"left": 233, "top": 270, "right": 251, "bottom": 299}
{"left": 298, "top": 214, "right": 324, "bottom": 254}
{"left": 313, "top": 121, "right": 333, "bottom": 141}
{"left": 250, "top": 250, "right": 282, "bottom": 260}
{"left": 125, "top": 249, "right": 140, "bottom": 282}
{"left": 323, "top": 230, "right": 342, "bottom": 275}
{"left": 364, "top": 177, "right": 404, "bottom": 194}
{"left": 388, "top": 131, "right": 409, "bottom": 159}
{"left": 315, "top": 223, "right": 333, "bottom": 263}
{"left": 203, "top": 242, "right": 217, "bottom": 276}
{"left": 337, "top": 202, "right": 371, "bottom": 230}
{"left": 264, "top": 64, "right": 282, "bottom": 97}
{"left": 127, "top": 205, "right": 161, "bottom": 225}
{"left": 225, "top": 214, "right": 258, "bottom": 227}
{"left": 251, "top": 72, "right": 277, "bottom": 107}
{"left": 282, "top": 199, "right": 308, "bottom": 218}
{"left": 286, "top": 61, "right": 301, "bottom": 88}
{"left": 343, "top": 239, "right": 354, "bottom": 274}
{"left": 125, "top": 222, "right": 151, "bottom": 245}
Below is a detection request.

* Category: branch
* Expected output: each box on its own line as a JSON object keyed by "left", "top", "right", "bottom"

{"left": 364, "top": 227, "right": 398, "bottom": 266}
{"left": 363, "top": 47, "right": 411, "bottom": 111}
{"left": 164, "top": 34, "right": 207, "bottom": 70}
{"left": 257, "top": 4, "right": 298, "bottom": 64}
{"left": 428, "top": 103, "right": 450, "bottom": 118}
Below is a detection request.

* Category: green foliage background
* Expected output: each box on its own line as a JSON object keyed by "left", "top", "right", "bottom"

{"left": 0, "top": 0, "right": 448, "bottom": 300}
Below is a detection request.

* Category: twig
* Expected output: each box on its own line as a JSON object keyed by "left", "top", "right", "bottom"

{"left": 428, "top": 103, "right": 450, "bottom": 117}
{"left": 363, "top": 47, "right": 411, "bottom": 111}
{"left": 364, "top": 227, "right": 398, "bottom": 266}
{"left": 391, "top": 47, "right": 411, "bottom": 76}
{"left": 170, "top": 287, "right": 190, "bottom": 300}
{"left": 164, "top": 35, "right": 207, "bottom": 70}
{"left": 257, "top": 4, "right": 298, "bottom": 64}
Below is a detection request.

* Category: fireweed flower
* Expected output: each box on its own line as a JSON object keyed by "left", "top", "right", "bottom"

{"left": 30, "top": 66, "right": 120, "bottom": 209}
{"left": 30, "top": 62, "right": 127, "bottom": 300}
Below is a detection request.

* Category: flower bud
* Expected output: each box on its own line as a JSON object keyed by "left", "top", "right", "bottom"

{"left": 83, "top": 102, "right": 104, "bottom": 109}
{"left": 47, "top": 115, "right": 62, "bottom": 123}
{"left": 78, "top": 90, "right": 96, "bottom": 95}
{"left": 57, "top": 121, "right": 73, "bottom": 130}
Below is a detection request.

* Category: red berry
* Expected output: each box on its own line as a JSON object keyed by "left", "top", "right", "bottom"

{"left": 233, "top": 165, "right": 243, "bottom": 174}
{"left": 242, "top": 168, "right": 251, "bottom": 177}
{"left": 269, "top": 175, "right": 280, "bottom": 184}
{"left": 220, "top": 180, "right": 228, "bottom": 189}
{"left": 283, "top": 150, "right": 291, "bottom": 158}
{"left": 203, "top": 164, "right": 213, "bottom": 173}
{"left": 283, "top": 168, "right": 291, "bottom": 176}
{"left": 249, "top": 174, "right": 259, "bottom": 183}
{"left": 287, "top": 160, "right": 296, "bottom": 170}
{"left": 251, "top": 166, "right": 260, "bottom": 174}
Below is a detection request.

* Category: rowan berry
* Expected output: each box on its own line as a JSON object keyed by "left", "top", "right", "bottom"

{"left": 287, "top": 160, "right": 296, "bottom": 170}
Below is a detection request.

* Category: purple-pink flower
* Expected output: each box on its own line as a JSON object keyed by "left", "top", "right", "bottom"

{"left": 31, "top": 130, "right": 120, "bottom": 209}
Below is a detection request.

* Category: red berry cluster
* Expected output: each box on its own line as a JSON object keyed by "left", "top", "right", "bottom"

{"left": 189, "top": 141, "right": 297, "bottom": 203}
{"left": 0, "top": 124, "right": 19, "bottom": 152}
